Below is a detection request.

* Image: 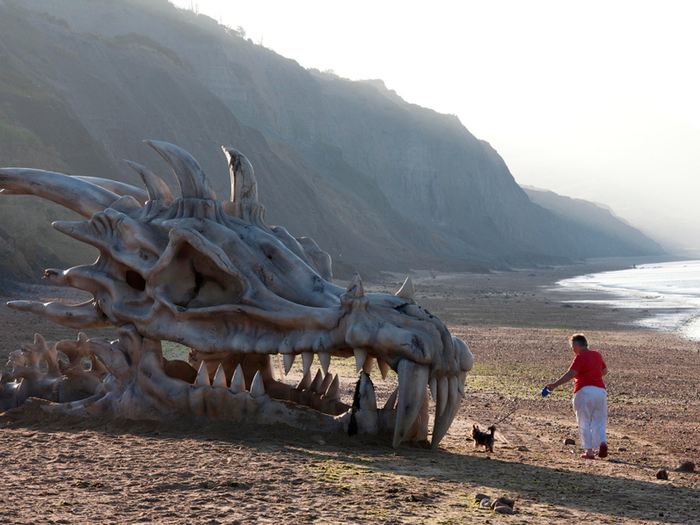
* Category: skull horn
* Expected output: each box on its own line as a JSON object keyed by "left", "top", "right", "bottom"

{"left": 144, "top": 140, "right": 214, "bottom": 200}
{"left": 0, "top": 168, "right": 120, "bottom": 218}
{"left": 124, "top": 160, "right": 175, "bottom": 204}
{"left": 222, "top": 146, "right": 258, "bottom": 204}
{"left": 75, "top": 176, "right": 149, "bottom": 206}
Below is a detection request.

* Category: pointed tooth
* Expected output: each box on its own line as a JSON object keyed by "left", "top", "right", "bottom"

{"left": 319, "top": 370, "right": 333, "bottom": 395}
{"left": 358, "top": 371, "right": 377, "bottom": 411}
{"left": 230, "top": 364, "right": 245, "bottom": 394}
{"left": 410, "top": 388, "right": 431, "bottom": 443}
{"left": 310, "top": 369, "right": 324, "bottom": 393}
{"left": 250, "top": 371, "right": 265, "bottom": 397}
{"left": 297, "top": 369, "right": 312, "bottom": 391}
{"left": 325, "top": 374, "right": 340, "bottom": 399}
{"left": 283, "top": 353, "right": 296, "bottom": 374}
{"left": 195, "top": 362, "right": 210, "bottom": 387}
{"left": 393, "top": 359, "right": 430, "bottom": 448}
{"left": 362, "top": 356, "right": 374, "bottom": 375}
{"left": 302, "top": 352, "right": 314, "bottom": 375}
{"left": 318, "top": 352, "right": 331, "bottom": 375}
{"left": 383, "top": 387, "right": 398, "bottom": 410}
{"left": 212, "top": 364, "right": 228, "bottom": 389}
{"left": 353, "top": 349, "right": 367, "bottom": 374}
{"left": 431, "top": 376, "right": 461, "bottom": 450}
{"left": 429, "top": 377, "right": 437, "bottom": 401}
{"left": 458, "top": 371, "right": 466, "bottom": 398}
{"left": 377, "top": 358, "right": 390, "bottom": 380}
{"left": 437, "top": 376, "right": 449, "bottom": 417}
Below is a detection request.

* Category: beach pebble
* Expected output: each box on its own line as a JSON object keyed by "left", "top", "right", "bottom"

{"left": 494, "top": 505, "right": 514, "bottom": 515}
{"left": 618, "top": 447, "right": 627, "bottom": 452}
{"left": 480, "top": 499, "right": 493, "bottom": 508}
{"left": 656, "top": 469, "right": 669, "bottom": 480}
{"left": 608, "top": 458, "right": 622, "bottom": 464}
{"left": 678, "top": 461, "right": 696, "bottom": 472}
{"left": 474, "top": 493, "right": 489, "bottom": 502}
{"left": 564, "top": 438, "right": 576, "bottom": 445}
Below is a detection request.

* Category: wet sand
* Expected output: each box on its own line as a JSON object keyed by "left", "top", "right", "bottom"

{"left": 1, "top": 258, "right": 699, "bottom": 524}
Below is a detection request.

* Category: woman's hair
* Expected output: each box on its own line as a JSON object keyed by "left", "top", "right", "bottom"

{"left": 570, "top": 333, "right": 588, "bottom": 348}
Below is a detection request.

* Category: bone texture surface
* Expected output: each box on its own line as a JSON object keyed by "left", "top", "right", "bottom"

{"left": 0, "top": 141, "right": 473, "bottom": 448}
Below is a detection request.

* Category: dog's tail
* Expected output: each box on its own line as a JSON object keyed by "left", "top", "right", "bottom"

{"left": 487, "top": 425, "right": 496, "bottom": 436}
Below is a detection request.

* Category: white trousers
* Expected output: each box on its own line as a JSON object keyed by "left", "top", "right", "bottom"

{"left": 572, "top": 386, "right": 607, "bottom": 450}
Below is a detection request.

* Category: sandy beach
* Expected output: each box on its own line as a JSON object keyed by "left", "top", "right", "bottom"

{"left": 1, "top": 258, "right": 699, "bottom": 524}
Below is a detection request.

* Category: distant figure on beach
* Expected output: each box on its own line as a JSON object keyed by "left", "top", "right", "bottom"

{"left": 546, "top": 334, "right": 608, "bottom": 459}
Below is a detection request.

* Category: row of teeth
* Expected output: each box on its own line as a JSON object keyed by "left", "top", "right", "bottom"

{"left": 189, "top": 350, "right": 466, "bottom": 449}
{"left": 193, "top": 361, "right": 341, "bottom": 401}
{"left": 273, "top": 349, "right": 392, "bottom": 380}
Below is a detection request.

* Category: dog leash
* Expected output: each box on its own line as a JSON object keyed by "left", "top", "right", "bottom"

{"left": 492, "top": 400, "right": 519, "bottom": 425}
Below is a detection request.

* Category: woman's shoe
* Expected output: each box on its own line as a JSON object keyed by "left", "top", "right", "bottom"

{"left": 581, "top": 453, "right": 595, "bottom": 459}
{"left": 598, "top": 443, "right": 608, "bottom": 458}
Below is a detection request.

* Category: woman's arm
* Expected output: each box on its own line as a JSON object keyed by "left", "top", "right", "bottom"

{"left": 546, "top": 368, "right": 578, "bottom": 391}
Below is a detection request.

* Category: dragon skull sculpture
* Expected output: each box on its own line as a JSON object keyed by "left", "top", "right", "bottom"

{"left": 0, "top": 141, "right": 472, "bottom": 448}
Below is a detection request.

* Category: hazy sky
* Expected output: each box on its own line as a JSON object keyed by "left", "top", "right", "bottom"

{"left": 171, "top": 0, "right": 700, "bottom": 254}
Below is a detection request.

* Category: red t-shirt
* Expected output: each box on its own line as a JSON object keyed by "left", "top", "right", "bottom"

{"left": 569, "top": 350, "right": 606, "bottom": 393}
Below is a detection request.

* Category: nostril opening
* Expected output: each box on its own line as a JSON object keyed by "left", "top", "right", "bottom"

{"left": 126, "top": 270, "right": 146, "bottom": 291}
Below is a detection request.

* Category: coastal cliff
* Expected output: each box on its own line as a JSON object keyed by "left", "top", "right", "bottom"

{"left": 0, "top": 0, "right": 663, "bottom": 281}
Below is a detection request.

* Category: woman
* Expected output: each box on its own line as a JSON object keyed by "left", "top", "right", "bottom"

{"left": 546, "top": 334, "right": 608, "bottom": 459}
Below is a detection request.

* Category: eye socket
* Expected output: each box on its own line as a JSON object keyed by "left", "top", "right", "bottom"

{"left": 126, "top": 270, "right": 146, "bottom": 291}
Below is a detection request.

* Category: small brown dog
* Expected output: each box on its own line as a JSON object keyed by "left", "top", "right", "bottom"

{"left": 471, "top": 424, "right": 496, "bottom": 452}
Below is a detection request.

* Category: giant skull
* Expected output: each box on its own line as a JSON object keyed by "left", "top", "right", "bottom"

{"left": 0, "top": 141, "right": 473, "bottom": 449}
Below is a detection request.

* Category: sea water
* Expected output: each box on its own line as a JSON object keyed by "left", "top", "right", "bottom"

{"left": 558, "top": 260, "right": 700, "bottom": 342}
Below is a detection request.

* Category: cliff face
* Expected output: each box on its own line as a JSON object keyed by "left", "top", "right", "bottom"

{"left": 0, "top": 0, "right": 663, "bottom": 282}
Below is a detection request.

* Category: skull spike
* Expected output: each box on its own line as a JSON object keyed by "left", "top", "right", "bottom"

{"left": 222, "top": 146, "right": 258, "bottom": 204}
{"left": 395, "top": 276, "right": 415, "bottom": 301}
{"left": 144, "top": 140, "right": 214, "bottom": 200}
{"left": 124, "top": 160, "right": 175, "bottom": 203}
{"left": 0, "top": 168, "right": 120, "bottom": 218}
{"left": 345, "top": 273, "right": 365, "bottom": 299}
{"left": 75, "top": 176, "right": 149, "bottom": 206}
